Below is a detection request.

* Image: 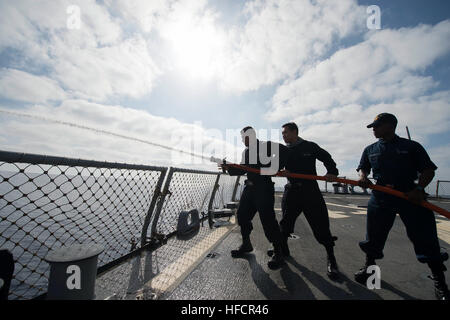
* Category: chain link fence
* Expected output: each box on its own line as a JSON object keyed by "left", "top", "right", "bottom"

{"left": 213, "top": 174, "right": 239, "bottom": 209}
{"left": 436, "top": 180, "right": 450, "bottom": 199}
{"left": 151, "top": 168, "right": 218, "bottom": 236}
{"left": 0, "top": 150, "right": 242, "bottom": 300}
{"left": 0, "top": 151, "right": 168, "bottom": 299}
{"left": 94, "top": 168, "right": 241, "bottom": 299}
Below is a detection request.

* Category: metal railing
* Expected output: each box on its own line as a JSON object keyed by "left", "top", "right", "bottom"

{"left": 436, "top": 180, "right": 450, "bottom": 199}
{"left": 0, "top": 150, "right": 240, "bottom": 300}
{"left": 323, "top": 177, "right": 377, "bottom": 194}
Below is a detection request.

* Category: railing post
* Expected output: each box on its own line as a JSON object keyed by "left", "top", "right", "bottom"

{"left": 208, "top": 174, "right": 221, "bottom": 212}
{"left": 436, "top": 180, "right": 440, "bottom": 199}
{"left": 149, "top": 167, "right": 175, "bottom": 239}
{"left": 231, "top": 176, "right": 241, "bottom": 202}
{"left": 140, "top": 168, "right": 168, "bottom": 247}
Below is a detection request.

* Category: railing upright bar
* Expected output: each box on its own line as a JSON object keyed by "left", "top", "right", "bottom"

{"left": 436, "top": 180, "right": 440, "bottom": 199}
{"left": 140, "top": 167, "right": 168, "bottom": 247}
{"left": 149, "top": 167, "right": 175, "bottom": 239}
{"left": 207, "top": 174, "right": 221, "bottom": 212}
{"left": 231, "top": 176, "right": 241, "bottom": 202}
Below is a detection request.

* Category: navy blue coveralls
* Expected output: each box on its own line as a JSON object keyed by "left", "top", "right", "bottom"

{"left": 280, "top": 139, "right": 339, "bottom": 249}
{"left": 357, "top": 135, "right": 446, "bottom": 264}
{"left": 227, "top": 140, "right": 284, "bottom": 246}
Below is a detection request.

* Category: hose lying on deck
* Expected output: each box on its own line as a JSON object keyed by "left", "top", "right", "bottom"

{"left": 210, "top": 158, "right": 450, "bottom": 219}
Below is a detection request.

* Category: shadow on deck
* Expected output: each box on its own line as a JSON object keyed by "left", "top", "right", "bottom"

{"left": 96, "top": 193, "right": 450, "bottom": 300}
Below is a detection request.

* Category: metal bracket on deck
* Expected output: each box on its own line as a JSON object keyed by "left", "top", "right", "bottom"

{"left": 145, "top": 233, "right": 168, "bottom": 249}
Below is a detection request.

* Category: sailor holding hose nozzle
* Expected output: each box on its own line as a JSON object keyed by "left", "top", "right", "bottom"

{"left": 218, "top": 126, "right": 287, "bottom": 270}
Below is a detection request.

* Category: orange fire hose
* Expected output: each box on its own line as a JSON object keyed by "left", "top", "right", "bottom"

{"left": 219, "top": 161, "right": 450, "bottom": 219}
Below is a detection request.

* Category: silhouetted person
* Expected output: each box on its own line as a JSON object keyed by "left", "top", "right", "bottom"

{"left": 219, "top": 126, "right": 286, "bottom": 270}
{"left": 356, "top": 113, "right": 449, "bottom": 300}
{"left": 276, "top": 122, "right": 340, "bottom": 279}
{"left": 0, "top": 249, "right": 14, "bottom": 300}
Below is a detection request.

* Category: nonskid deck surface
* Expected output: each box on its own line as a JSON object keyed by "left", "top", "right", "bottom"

{"left": 96, "top": 193, "right": 450, "bottom": 300}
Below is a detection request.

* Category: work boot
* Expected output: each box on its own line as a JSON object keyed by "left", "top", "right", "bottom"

{"left": 354, "top": 266, "right": 371, "bottom": 285}
{"left": 267, "top": 236, "right": 290, "bottom": 258}
{"left": 231, "top": 238, "right": 253, "bottom": 258}
{"left": 429, "top": 274, "right": 450, "bottom": 300}
{"left": 327, "top": 255, "right": 339, "bottom": 280}
{"left": 267, "top": 244, "right": 285, "bottom": 270}
{"left": 354, "top": 256, "right": 376, "bottom": 285}
{"left": 427, "top": 262, "right": 449, "bottom": 300}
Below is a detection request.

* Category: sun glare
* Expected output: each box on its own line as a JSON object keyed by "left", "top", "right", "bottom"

{"left": 166, "top": 17, "right": 226, "bottom": 81}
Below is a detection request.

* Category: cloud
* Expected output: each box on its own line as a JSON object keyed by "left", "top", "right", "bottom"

{"left": 265, "top": 20, "right": 450, "bottom": 121}
{"left": 419, "top": 143, "right": 450, "bottom": 196}
{"left": 0, "top": 0, "right": 368, "bottom": 99}
{"left": 219, "top": 0, "right": 366, "bottom": 92}
{"left": 102, "top": 0, "right": 366, "bottom": 90}
{"left": 0, "top": 68, "right": 67, "bottom": 103}
{"left": 0, "top": 0, "right": 122, "bottom": 56}
{"left": 0, "top": 0, "right": 160, "bottom": 102}
{"left": 263, "top": 20, "right": 450, "bottom": 180}
{"left": 294, "top": 94, "right": 449, "bottom": 161}
{"left": 0, "top": 101, "right": 242, "bottom": 169}
{"left": 105, "top": 0, "right": 203, "bottom": 34}
{"left": 50, "top": 36, "right": 161, "bottom": 101}
{"left": 0, "top": 1, "right": 448, "bottom": 183}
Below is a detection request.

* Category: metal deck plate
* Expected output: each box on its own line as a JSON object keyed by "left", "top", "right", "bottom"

{"left": 166, "top": 194, "right": 449, "bottom": 300}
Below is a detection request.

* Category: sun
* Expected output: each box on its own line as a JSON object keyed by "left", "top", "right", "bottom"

{"left": 165, "top": 15, "right": 226, "bottom": 80}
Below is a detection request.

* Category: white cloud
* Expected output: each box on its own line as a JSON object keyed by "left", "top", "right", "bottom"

{"left": 265, "top": 20, "right": 450, "bottom": 121}
{"left": 50, "top": 36, "right": 161, "bottom": 101}
{"left": 0, "top": 0, "right": 160, "bottom": 102}
{"left": 104, "top": 0, "right": 172, "bottom": 33}
{"left": 219, "top": 0, "right": 366, "bottom": 92}
{"left": 0, "top": 1, "right": 448, "bottom": 183}
{"left": 295, "top": 96, "right": 449, "bottom": 161}
{"left": 0, "top": 101, "right": 242, "bottom": 169}
{"left": 263, "top": 20, "right": 450, "bottom": 181}
{"left": 0, "top": 0, "right": 368, "bottom": 99}
{"left": 421, "top": 143, "right": 450, "bottom": 196}
{"left": 0, "top": 68, "right": 67, "bottom": 103}
{"left": 0, "top": 0, "right": 122, "bottom": 56}
{"left": 368, "top": 21, "right": 450, "bottom": 71}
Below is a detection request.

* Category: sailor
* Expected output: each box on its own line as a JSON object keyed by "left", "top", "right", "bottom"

{"left": 355, "top": 113, "right": 449, "bottom": 300}
{"left": 277, "top": 122, "right": 340, "bottom": 279}
{"left": 219, "top": 126, "right": 286, "bottom": 270}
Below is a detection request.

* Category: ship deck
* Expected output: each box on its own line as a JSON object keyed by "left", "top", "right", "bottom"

{"left": 94, "top": 193, "right": 450, "bottom": 300}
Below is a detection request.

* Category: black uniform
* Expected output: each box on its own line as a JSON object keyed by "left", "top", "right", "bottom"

{"left": 280, "top": 138, "right": 338, "bottom": 249}
{"left": 0, "top": 250, "right": 14, "bottom": 300}
{"left": 357, "top": 135, "right": 447, "bottom": 264}
{"left": 227, "top": 140, "right": 284, "bottom": 245}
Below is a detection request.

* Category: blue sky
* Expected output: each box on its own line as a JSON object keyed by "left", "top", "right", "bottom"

{"left": 0, "top": 0, "right": 449, "bottom": 188}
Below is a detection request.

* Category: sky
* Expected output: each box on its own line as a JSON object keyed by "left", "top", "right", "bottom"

{"left": 0, "top": 0, "right": 449, "bottom": 191}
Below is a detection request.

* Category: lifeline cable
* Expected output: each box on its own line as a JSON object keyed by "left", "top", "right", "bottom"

{"left": 210, "top": 158, "right": 450, "bottom": 219}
